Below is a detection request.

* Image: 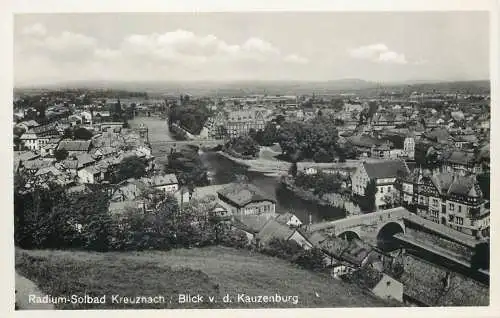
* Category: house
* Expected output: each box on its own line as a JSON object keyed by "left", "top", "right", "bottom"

{"left": 347, "top": 268, "right": 403, "bottom": 302}
{"left": 217, "top": 183, "right": 276, "bottom": 217}
{"left": 255, "top": 219, "right": 313, "bottom": 249}
{"left": 93, "top": 111, "right": 111, "bottom": 123}
{"left": 275, "top": 212, "right": 303, "bottom": 227}
{"left": 208, "top": 109, "right": 269, "bottom": 138}
{"left": 208, "top": 204, "right": 232, "bottom": 226}
{"left": 443, "top": 151, "right": 482, "bottom": 175}
{"left": 351, "top": 159, "right": 410, "bottom": 210}
{"left": 77, "top": 165, "right": 103, "bottom": 184}
{"left": 15, "top": 120, "right": 39, "bottom": 132}
{"left": 57, "top": 139, "right": 92, "bottom": 156}
{"left": 99, "top": 122, "right": 124, "bottom": 132}
{"left": 20, "top": 123, "right": 60, "bottom": 152}
{"left": 231, "top": 214, "right": 273, "bottom": 243}
{"left": 409, "top": 171, "right": 489, "bottom": 238}
{"left": 346, "top": 135, "right": 385, "bottom": 157}
{"left": 144, "top": 174, "right": 179, "bottom": 194}
{"left": 68, "top": 114, "right": 83, "bottom": 126}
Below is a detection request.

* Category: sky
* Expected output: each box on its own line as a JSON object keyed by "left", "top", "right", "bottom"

{"left": 14, "top": 12, "right": 490, "bottom": 85}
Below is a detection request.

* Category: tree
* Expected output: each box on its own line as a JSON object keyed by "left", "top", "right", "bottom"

{"left": 73, "top": 127, "right": 93, "bottom": 140}
{"left": 116, "top": 156, "right": 147, "bottom": 182}
{"left": 383, "top": 191, "right": 401, "bottom": 209}
{"left": 293, "top": 248, "right": 325, "bottom": 271}
{"left": 275, "top": 115, "right": 286, "bottom": 125}
{"left": 54, "top": 149, "right": 69, "bottom": 161}
{"left": 361, "top": 179, "right": 378, "bottom": 212}
{"left": 289, "top": 161, "right": 298, "bottom": 178}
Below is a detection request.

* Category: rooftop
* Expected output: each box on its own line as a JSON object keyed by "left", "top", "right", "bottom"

{"left": 255, "top": 219, "right": 296, "bottom": 245}
{"left": 362, "top": 159, "right": 409, "bottom": 179}
{"left": 57, "top": 139, "right": 92, "bottom": 152}
{"left": 218, "top": 183, "right": 275, "bottom": 208}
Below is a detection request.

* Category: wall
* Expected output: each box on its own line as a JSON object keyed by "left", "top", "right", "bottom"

{"left": 237, "top": 200, "right": 276, "bottom": 216}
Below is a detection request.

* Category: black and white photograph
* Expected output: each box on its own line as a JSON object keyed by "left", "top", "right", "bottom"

{"left": 8, "top": 2, "right": 496, "bottom": 315}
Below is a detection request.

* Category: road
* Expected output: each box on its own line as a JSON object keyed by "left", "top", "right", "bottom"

{"left": 15, "top": 272, "right": 54, "bottom": 310}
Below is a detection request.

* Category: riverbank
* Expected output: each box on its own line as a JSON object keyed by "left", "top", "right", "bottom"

{"left": 218, "top": 147, "right": 291, "bottom": 177}
{"left": 280, "top": 177, "right": 334, "bottom": 207}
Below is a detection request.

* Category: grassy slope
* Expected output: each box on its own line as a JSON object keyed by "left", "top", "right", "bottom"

{"left": 16, "top": 246, "right": 396, "bottom": 309}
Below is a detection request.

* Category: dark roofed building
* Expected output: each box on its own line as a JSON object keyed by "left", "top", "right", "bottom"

{"left": 352, "top": 159, "right": 410, "bottom": 210}
{"left": 217, "top": 183, "right": 276, "bottom": 217}
{"left": 57, "top": 139, "right": 92, "bottom": 155}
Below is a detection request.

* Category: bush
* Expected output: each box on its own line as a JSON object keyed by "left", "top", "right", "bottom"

{"left": 293, "top": 248, "right": 325, "bottom": 271}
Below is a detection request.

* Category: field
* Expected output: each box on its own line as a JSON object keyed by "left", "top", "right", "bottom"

{"left": 15, "top": 246, "right": 396, "bottom": 309}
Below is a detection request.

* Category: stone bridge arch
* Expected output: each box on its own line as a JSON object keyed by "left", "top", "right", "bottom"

{"left": 337, "top": 230, "right": 361, "bottom": 241}
{"left": 376, "top": 221, "right": 405, "bottom": 252}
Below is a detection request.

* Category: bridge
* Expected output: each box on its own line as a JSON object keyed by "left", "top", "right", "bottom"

{"left": 306, "top": 207, "right": 408, "bottom": 248}
{"left": 306, "top": 207, "right": 482, "bottom": 250}
{"left": 149, "top": 139, "right": 225, "bottom": 152}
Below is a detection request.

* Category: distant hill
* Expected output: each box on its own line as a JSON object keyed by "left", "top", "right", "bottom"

{"left": 14, "top": 79, "right": 490, "bottom": 97}
{"left": 16, "top": 246, "right": 395, "bottom": 309}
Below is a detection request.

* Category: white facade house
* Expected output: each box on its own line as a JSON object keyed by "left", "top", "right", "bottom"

{"left": 351, "top": 160, "right": 409, "bottom": 210}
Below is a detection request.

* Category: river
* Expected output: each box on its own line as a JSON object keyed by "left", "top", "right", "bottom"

{"left": 130, "top": 116, "right": 346, "bottom": 224}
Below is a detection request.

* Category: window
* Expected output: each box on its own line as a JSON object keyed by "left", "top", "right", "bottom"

{"left": 456, "top": 217, "right": 464, "bottom": 225}
{"left": 449, "top": 203, "right": 454, "bottom": 211}
{"left": 458, "top": 206, "right": 462, "bottom": 213}
{"left": 380, "top": 187, "right": 384, "bottom": 194}
{"left": 432, "top": 199, "right": 438, "bottom": 206}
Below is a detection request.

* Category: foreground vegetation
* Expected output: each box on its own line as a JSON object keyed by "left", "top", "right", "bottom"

{"left": 16, "top": 246, "right": 395, "bottom": 309}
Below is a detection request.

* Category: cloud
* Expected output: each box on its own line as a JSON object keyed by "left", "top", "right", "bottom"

{"left": 43, "top": 31, "right": 97, "bottom": 52}
{"left": 349, "top": 43, "right": 407, "bottom": 64}
{"left": 284, "top": 54, "right": 309, "bottom": 64}
{"left": 21, "top": 23, "right": 47, "bottom": 37}
{"left": 15, "top": 27, "right": 310, "bottom": 83}
{"left": 119, "top": 30, "right": 289, "bottom": 64}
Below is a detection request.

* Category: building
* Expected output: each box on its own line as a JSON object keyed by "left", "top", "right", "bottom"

{"left": 409, "top": 171, "right": 489, "bottom": 238}
{"left": 255, "top": 219, "right": 312, "bottom": 249}
{"left": 351, "top": 159, "right": 410, "bottom": 210}
{"left": 57, "top": 140, "right": 92, "bottom": 156}
{"left": 443, "top": 151, "right": 482, "bottom": 176}
{"left": 275, "top": 212, "right": 303, "bottom": 227}
{"left": 217, "top": 183, "right": 276, "bottom": 217}
{"left": 145, "top": 174, "right": 179, "bottom": 194}
{"left": 207, "top": 109, "right": 269, "bottom": 139}
{"left": 20, "top": 123, "right": 60, "bottom": 152}
{"left": 403, "top": 136, "right": 415, "bottom": 160}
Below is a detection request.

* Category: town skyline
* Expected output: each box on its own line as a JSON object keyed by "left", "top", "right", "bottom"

{"left": 15, "top": 12, "right": 489, "bottom": 86}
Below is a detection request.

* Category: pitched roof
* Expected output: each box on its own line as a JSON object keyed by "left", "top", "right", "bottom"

{"left": 447, "top": 151, "right": 476, "bottom": 165}
{"left": 75, "top": 153, "right": 96, "bottom": 168}
{"left": 22, "top": 159, "right": 53, "bottom": 171}
{"left": 362, "top": 160, "right": 409, "bottom": 179}
{"left": 14, "top": 151, "right": 40, "bottom": 162}
{"left": 150, "top": 174, "right": 178, "bottom": 186}
{"left": 430, "top": 172, "right": 455, "bottom": 195}
{"left": 275, "top": 212, "right": 300, "bottom": 225}
{"left": 57, "top": 139, "right": 92, "bottom": 152}
{"left": 233, "top": 214, "right": 272, "bottom": 234}
{"left": 447, "top": 175, "right": 481, "bottom": 197}
{"left": 255, "top": 219, "right": 295, "bottom": 245}
{"left": 217, "top": 183, "right": 275, "bottom": 207}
